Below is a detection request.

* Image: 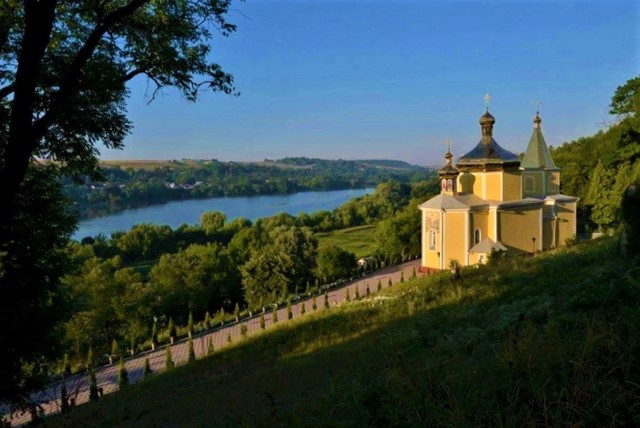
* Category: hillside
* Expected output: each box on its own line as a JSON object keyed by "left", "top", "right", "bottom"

{"left": 48, "top": 237, "right": 640, "bottom": 427}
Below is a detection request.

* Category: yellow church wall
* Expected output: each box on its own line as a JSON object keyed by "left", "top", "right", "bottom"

{"left": 485, "top": 173, "right": 502, "bottom": 200}
{"left": 422, "top": 210, "right": 441, "bottom": 270}
{"left": 443, "top": 212, "right": 467, "bottom": 267}
{"left": 503, "top": 171, "right": 522, "bottom": 201}
{"left": 522, "top": 171, "right": 543, "bottom": 197}
{"left": 487, "top": 209, "right": 497, "bottom": 241}
{"left": 498, "top": 207, "right": 542, "bottom": 254}
{"left": 556, "top": 202, "right": 577, "bottom": 246}
{"left": 470, "top": 211, "right": 489, "bottom": 245}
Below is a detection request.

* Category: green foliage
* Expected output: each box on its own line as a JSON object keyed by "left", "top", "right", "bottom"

{"left": 375, "top": 201, "right": 421, "bottom": 264}
{"left": 315, "top": 245, "right": 357, "bottom": 284}
{"left": 610, "top": 75, "right": 640, "bottom": 117}
{"left": 345, "top": 289, "right": 351, "bottom": 303}
{"left": 227, "top": 334, "right": 232, "bottom": 343}
{"left": 355, "top": 288, "right": 360, "bottom": 300}
{"left": 411, "top": 267, "right": 417, "bottom": 279}
{"left": 152, "top": 322, "right": 159, "bottom": 347}
{"left": 388, "top": 278, "right": 393, "bottom": 287}
{"left": 621, "top": 182, "right": 640, "bottom": 258}
{"left": 201, "top": 212, "right": 227, "bottom": 234}
{"left": 377, "top": 279, "right": 382, "bottom": 292}
{"left": 240, "top": 324, "right": 248, "bottom": 338}
{"left": 111, "top": 340, "right": 119, "bottom": 361}
{"left": 324, "top": 292, "right": 330, "bottom": 309}
{"left": 260, "top": 313, "right": 266, "bottom": 330}
{"left": 118, "top": 357, "right": 129, "bottom": 389}
{"left": 188, "top": 337, "right": 196, "bottom": 363}
{"left": 61, "top": 354, "right": 71, "bottom": 376}
{"left": 287, "top": 300, "right": 293, "bottom": 320}
{"left": 234, "top": 303, "right": 240, "bottom": 322}
{"left": 312, "top": 296, "right": 317, "bottom": 311}
{"left": 301, "top": 303, "right": 307, "bottom": 315}
{"left": 204, "top": 312, "right": 211, "bottom": 330}
{"left": 165, "top": 347, "right": 174, "bottom": 371}
{"left": 366, "top": 284, "right": 370, "bottom": 298}
{"left": 273, "top": 305, "right": 279, "bottom": 324}
{"left": 400, "top": 271, "right": 404, "bottom": 283}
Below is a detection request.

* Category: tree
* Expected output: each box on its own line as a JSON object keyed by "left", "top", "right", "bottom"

{"left": 118, "top": 356, "right": 129, "bottom": 389}
{"left": 201, "top": 211, "right": 227, "bottom": 234}
{"left": 0, "top": 0, "right": 239, "bottom": 404}
{"left": 610, "top": 75, "right": 640, "bottom": 117}
{"left": 346, "top": 289, "right": 351, "bottom": 302}
{"left": 377, "top": 279, "right": 382, "bottom": 292}
{"left": 151, "top": 321, "right": 159, "bottom": 350}
{"left": 315, "top": 246, "right": 356, "bottom": 284}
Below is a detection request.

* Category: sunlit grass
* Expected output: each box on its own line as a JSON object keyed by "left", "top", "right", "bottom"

{"left": 316, "top": 224, "right": 377, "bottom": 258}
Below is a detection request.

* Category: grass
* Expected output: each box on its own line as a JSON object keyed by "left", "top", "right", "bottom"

{"left": 48, "top": 237, "right": 640, "bottom": 427}
{"left": 316, "top": 225, "right": 377, "bottom": 258}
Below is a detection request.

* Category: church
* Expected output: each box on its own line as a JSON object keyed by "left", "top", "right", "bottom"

{"left": 419, "top": 106, "right": 578, "bottom": 271}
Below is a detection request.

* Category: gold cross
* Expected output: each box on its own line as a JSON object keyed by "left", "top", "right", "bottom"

{"left": 447, "top": 138, "right": 451, "bottom": 153}
{"left": 484, "top": 93, "right": 491, "bottom": 110}
{"left": 536, "top": 100, "right": 542, "bottom": 114}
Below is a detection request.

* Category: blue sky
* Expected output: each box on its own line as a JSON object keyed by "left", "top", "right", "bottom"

{"left": 103, "top": 0, "right": 639, "bottom": 166}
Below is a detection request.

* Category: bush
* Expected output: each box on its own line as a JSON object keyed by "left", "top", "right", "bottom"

{"left": 366, "top": 284, "right": 370, "bottom": 297}
{"left": 143, "top": 357, "right": 152, "bottom": 379}
{"left": 207, "top": 338, "right": 215, "bottom": 356}
{"left": 301, "top": 302, "right": 306, "bottom": 314}
{"left": 204, "top": 311, "right": 211, "bottom": 330}
{"left": 260, "top": 312, "right": 266, "bottom": 329}
{"left": 312, "top": 295, "right": 317, "bottom": 311}
{"left": 188, "top": 337, "right": 196, "bottom": 362}
{"left": 377, "top": 279, "right": 382, "bottom": 292}
{"left": 168, "top": 318, "right": 177, "bottom": 344}
{"left": 324, "top": 292, "right": 329, "bottom": 309}
{"left": 346, "top": 289, "right": 351, "bottom": 302}
{"left": 273, "top": 305, "right": 279, "bottom": 323}
{"left": 287, "top": 300, "right": 293, "bottom": 320}
{"left": 165, "top": 346, "right": 174, "bottom": 371}
{"left": 187, "top": 311, "right": 194, "bottom": 338}
{"left": 118, "top": 356, "right": 129, "bottom": 389}
{"left": 62, "top": 353, "right": 71, "bottom": 376}
{"left": 89, "top": 366, "right": 99, "bottom": 401}
{"left": 60, "top": 382, "right": 70, "bottom": 414}
{"left": 240, "top": 324, "right": 248, "bottom": 338}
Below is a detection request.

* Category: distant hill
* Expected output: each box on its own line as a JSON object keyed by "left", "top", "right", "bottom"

{"left": 355, "top": 159, "right": 426, "bottom": 171}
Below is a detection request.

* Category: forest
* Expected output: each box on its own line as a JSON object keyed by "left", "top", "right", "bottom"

{"left": 63, "top": 158, "right": 427, "bottom": 219}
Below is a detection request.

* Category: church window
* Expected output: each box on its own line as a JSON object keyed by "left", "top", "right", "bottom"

{"left": 428, "top": 229, "right": 437, "bottom": 251}
{"left": 474, "top": 228, "right": 481, "bottom": 245}
{"left": 524, "top": 176, "right": 535, "bottom": 193}
{"left": 446, "top": 179, "right": 453, "bottom": 192}
{"left": 441, "top": 179, "right": 447, "bottom": 192}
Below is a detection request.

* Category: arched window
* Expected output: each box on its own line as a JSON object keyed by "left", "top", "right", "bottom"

{"left": 441, "top": 179, "right": 447, "bottom": 192}
{"left": 524, "top": 176, "right": 535, "bottom": 193}
{"left": 474, "top": 228, "right": 481, "bottom": 245}
{"left": 428, "top": 229, "right": 437, "bottom": 251}
{"left": 446, "top": 179, "right": 453, "bottom": 192}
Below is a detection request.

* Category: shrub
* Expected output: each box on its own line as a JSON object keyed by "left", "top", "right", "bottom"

{"left": 207, "top": 338, "right": 215, "bottom": 356}
{"left": 346, "top": 289, "right": 351, "bottom": 302}
{"left": 400, "top": 271, "right": 405, "bottom": 283}
{"left": 151, "top": 322, "right": 159, "bottom": 349}
{"left": 412, "top": 267, "right": 417, "bottom": 279}
{"left": 388, "top": 278, "right": 393, "bottom": 287}
{"left": 260, "top": 312, "right": 266, "bottom": 329}
{"left": 355, "top": 288, "right": 360, "bottom": 300}
{"left": 188, "top": 337, "right": 196, "bottom": 362}
{"left": 377, "top": 279, "right": 382, "bottom": 292}
{"left": 227, "top": 333, "right": 232, "bottom": 343}
{"left": 62, "top": 353, "right": 71, "bottom": 376}
{"left": 165, "top": 346, "right": 175, "bottom": 370}
{"left": 273, "top": 305, "right": 279, "bottom": 323}
{"left": 168, "top": 318, "right": 177, "bottom": 344}
{"left": 110, "top": 339, "right": 119, "bottom": 364}
{"left": 89, "top": 366, "right": 99, "bottom": 401}
{"left": 240, "top": 324, "right": 248, "bottom": 338}
{"left": 312, "top": 295, "right": 317, "bottom": 311}
{"left": 143, "top": 357, "right": 152, "bottom": 379}
{"left": 366, "top": 284, "right": 370, "bottom": 297}
{"left": 287, "top": 300, "right": 293, "bottom": 320}
{"left": 301, "top": 302, "right": 306, "bottom": 314}
{"left": 60, "top": 382, "right": 70, "bottom": 414}
{"left": 234, "top": 303, "right": 240, "bottom": 322}
{"left": 118, "top": 356, "right": 129, "bottom": 389}
{"left": 324, "top": 291, "right": 329, "bottom": 309}
{"left": 204, "top": 311, "right": 211, "bottom": 330}
{"left": 187, "top": 311, "right": 194, "bottom": 338}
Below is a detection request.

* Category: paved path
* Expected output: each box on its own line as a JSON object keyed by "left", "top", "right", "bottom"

{"left": 5, "top": 259, "right": 423, "bottom": 426}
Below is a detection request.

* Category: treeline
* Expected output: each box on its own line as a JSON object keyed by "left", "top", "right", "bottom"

{"left": 552, "top": 75, "right": 640, "bottom": 232}
{"left": 60, "top": 179, "right": 438, "bottom": 371}
{"left": 63, "top": 157, "right": 428, "bottom": 219}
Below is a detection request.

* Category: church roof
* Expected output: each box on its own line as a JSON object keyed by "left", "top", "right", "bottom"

{"left": 521, "top": 112, "right": 559, "bottom": 170}
{"left": 469, "top": 237, "right": 507, "bottom": 254}
{"left": 419, "top": 193, "right": 487, "bottom": 210}
{"left": 457, "top": 109, "right": 520, "bottom": 168}
{"left": 545, "top": 194, "right": 579, "bottom": 203}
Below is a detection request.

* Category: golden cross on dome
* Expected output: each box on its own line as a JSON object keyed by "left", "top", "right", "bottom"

{"left": 536, "top": 99, "right": 542, "bottom": 114}
{"left": 447, "top": 137, "right": 451, "bottom": 153}
{"left": 484, "top": 93, "right": 491, "bottom": 110}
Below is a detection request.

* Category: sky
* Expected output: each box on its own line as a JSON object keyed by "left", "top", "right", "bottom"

{"left": 102, "top": 0, "right": 639, "bottom": 167}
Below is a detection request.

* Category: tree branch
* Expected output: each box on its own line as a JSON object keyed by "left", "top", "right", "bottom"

{"left": 0, "top": 83, "right": 14, "bottom": 100}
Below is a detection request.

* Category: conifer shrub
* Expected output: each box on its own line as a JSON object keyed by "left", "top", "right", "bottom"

{"left": 366, "top": 284, "right": 370, "bottom": 297}
{"left": 400, "top": 271, "right": 405, "bottom": 283}
{"left": 62, "top": 353, "right": 71, "bottom": 376}
{"left": 60, "top": 382, "right": 70, "bottom": 414}
{"left": 87, "top": 347, "right": 94, "bottom": 368}
{"left": 287, "top": 300, "right": 293, "bottom": 320}
{"left": 227, "top": 333, "right": 232, "bottom": 343}
{"left": 151, "top": 321, "right": 158, "bottom": 350}
{"left": 305, "top": 281, "right": 310, "bottom": 295}
{"left": 118, "top": 356, "right": 129, "bottom": 389}
{"left": 234, "top": 303, "right": 240, "bottom": 322}
{"left": 377, "top": 279, "right": 382, "bottom": 292}
{"left": 165, "top": 346, "right": 175, "bottom": 370}
{"left": 187, "top": 311, "right": 194, "bottom": 338}
{"left": 168, "top": 318, "right": 177, "bottom": 344}
{"left": 89, "top": 366, "right": 99, "bottom": 401}
{"left": 346, "top": 289, "right": 351, "bottom": 302}
{"left": 240, "top": 324, "right": 248, "bottom": 338}
{"left": 207, "top": 338, "right": 215, "bottom": 356}
{"left": 324, "top": 291, "right": 329, "bottom": 309}
{"left": 130, "top": 334, "right": 136, "bottom": 356}
{"left": 412, "top": 267, "right": 417, "bottom": 279}
{"left": 260, "top": 312, "right": 266, "bottom": 329}
{"left": 312, "top": 295, "right": 317, "bottom": 311}
{"left": 143, "top": 357, "right": 152, "bottom": 379}
{"left": 273, "top": 305, "right": 279, "bottom": 323}
{"left": 301, "top": 302, "right": 306, "bottom": 314}
{"left": 388, "top": 278, "right": 393, "bottom": 287}
{"left": 355, "top": 288, "right": 360, "bottom": 300}
{"left": 110, "top": 339, "right": 119, "bottom": 364}
{"left": 204, "top": 311, "right": 211, "bottom": 330}
{"left": 188, "top": 337, "right": 196, "bottom": 362}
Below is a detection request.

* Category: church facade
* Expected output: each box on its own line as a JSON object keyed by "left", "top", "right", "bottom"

{"left": 420, "top": 108, "right": 578, "bottom": 271}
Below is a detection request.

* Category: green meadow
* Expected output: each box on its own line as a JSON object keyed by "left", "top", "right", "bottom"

{"left": 316, "top": 225, "right": 377, "bottom": 259}
{"left": 49, "top": 237, "right": 640, "bottom": 427}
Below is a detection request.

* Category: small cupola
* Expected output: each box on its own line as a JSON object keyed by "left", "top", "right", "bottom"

{"left": 438, "top": 139, "right": 460, "bottom": 195}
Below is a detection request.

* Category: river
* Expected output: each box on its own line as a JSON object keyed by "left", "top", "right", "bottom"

{"left": 73, "top": 187, "right": 375, "bottom": 240}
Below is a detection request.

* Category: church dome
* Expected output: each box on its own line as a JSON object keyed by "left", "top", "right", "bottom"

{"left": 479, "top": 110, "right": 495, "bottom": 126}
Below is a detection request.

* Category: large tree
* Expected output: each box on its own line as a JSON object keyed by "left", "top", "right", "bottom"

{"left": 0, "top": 0, "right": 238, "bottom": 404}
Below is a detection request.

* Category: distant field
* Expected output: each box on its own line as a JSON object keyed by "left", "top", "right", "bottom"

{"left": 99, "top": 160, "right": 202, "bottom": 170}
{"left": 316, "top": 225, "right": 377, "bottom": 258}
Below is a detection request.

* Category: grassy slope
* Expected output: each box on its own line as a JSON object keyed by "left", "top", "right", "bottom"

{"left": 316, "top": 225, "right": 377, "bottom": 258}
{"left": 50, "top": 238, "right": 640, "bottom": 427}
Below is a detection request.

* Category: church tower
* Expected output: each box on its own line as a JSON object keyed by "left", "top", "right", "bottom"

{"left": 521, "top": 111, "right": 561, "bottom": 198}
{"left": 438, "top": 140, "right": 460, "bottom": 196}
{"left": 456, "top": 106, "right": 522, "bottom": 201}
